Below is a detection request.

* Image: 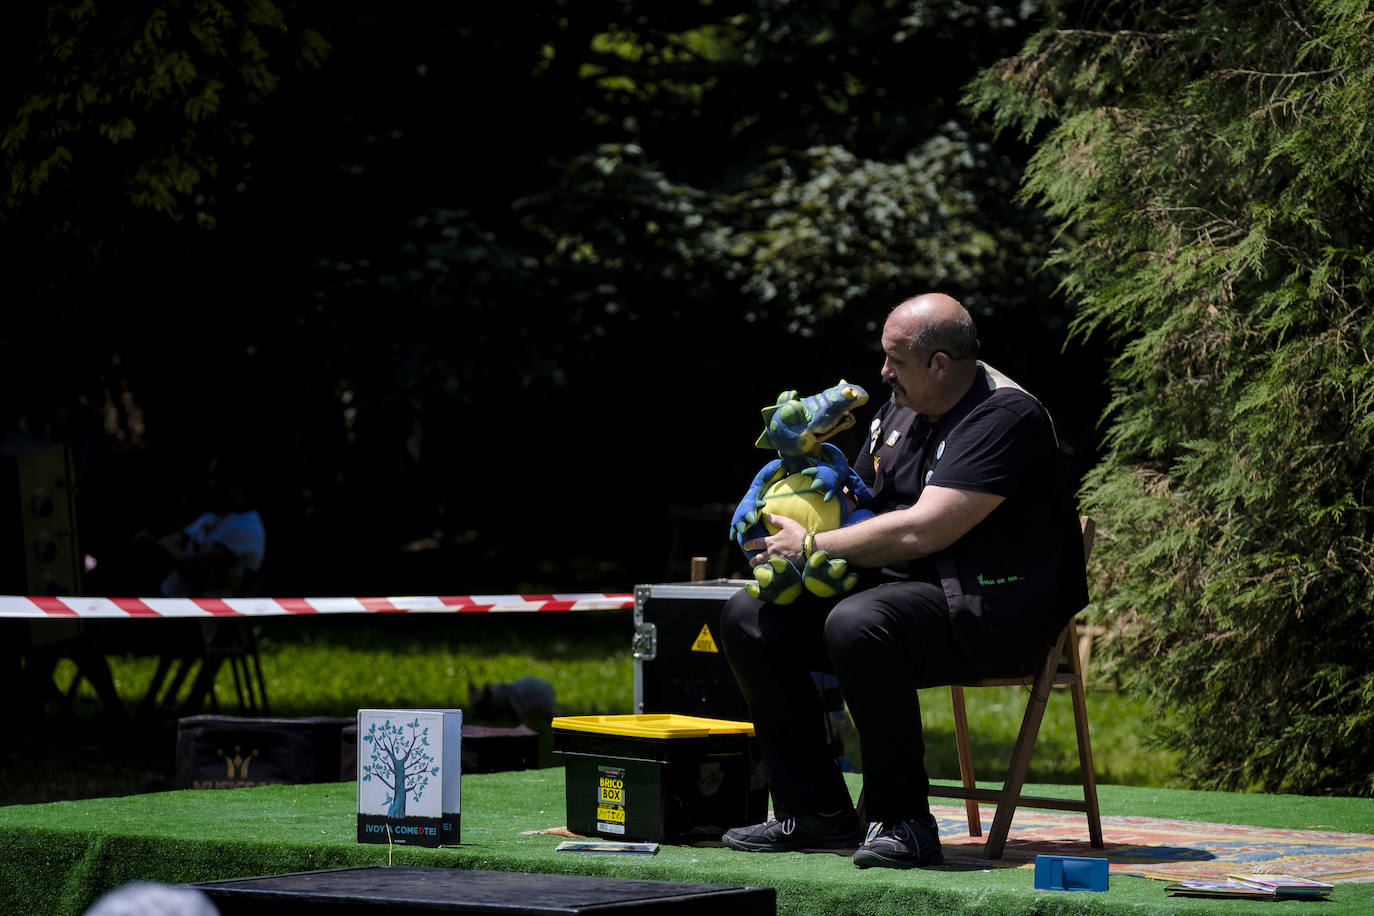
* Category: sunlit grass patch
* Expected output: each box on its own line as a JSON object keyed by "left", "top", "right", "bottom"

{"left": 73, "top": 611, "right": 1178, "bottom": 789}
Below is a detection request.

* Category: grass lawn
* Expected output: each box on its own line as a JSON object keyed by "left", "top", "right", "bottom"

{"left": 7, "top": 609, "right": 1180, "bottom": 807}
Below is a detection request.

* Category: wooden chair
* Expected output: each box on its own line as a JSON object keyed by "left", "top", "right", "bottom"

{"left": 926, "top": 515, "right": 1103, "bottom": 858}
{"left": 137, "top": 567, "right": 272, "bottom": 720}
{"left": 138, "top": 619, "right": 270, "bottom": 719}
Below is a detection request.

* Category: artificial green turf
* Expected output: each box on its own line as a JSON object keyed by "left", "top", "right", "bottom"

{"left": 2, "top": 770, "right": 1371, "bottom": 916}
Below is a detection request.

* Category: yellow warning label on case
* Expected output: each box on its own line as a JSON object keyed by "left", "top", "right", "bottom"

{"left": 691, "top": 623, "right": 719, "bottom": 653}
{"left": 596, "top": 804, "right": 626, "bottom": 823}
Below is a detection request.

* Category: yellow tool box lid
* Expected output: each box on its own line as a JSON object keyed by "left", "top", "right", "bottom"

{"left": 551, "top": 714, "right": 755, "bottom": 739}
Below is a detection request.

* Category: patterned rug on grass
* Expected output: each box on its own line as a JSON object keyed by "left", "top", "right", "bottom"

{"left": 932, "top": 805, "right": 1374, "bottom": 883}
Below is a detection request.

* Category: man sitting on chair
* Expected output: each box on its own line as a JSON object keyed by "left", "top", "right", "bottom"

{"left": 720, "top": 292, "right": 1089, "bottom": 869}
{"left": 156, "top": 453, "right": 266, "bottom": 600}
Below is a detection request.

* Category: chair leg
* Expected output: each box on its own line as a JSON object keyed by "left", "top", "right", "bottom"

{"left": 229, "top": 652, "right": 250, "bottom": 710}
{"left": 244, "top": 624, "right": 270, "bottom": 715}
{"left": 227, "top": 650, "right": 267, "bottom": 715}
{"left": 948, "top": 685, "right": 982, "bottom": 836}
{"left": 68, "top": 644, "right": 127, "bottom": 720}
{"left": 159, "top": 657, "right": 199, "bottom": 712}
{"left": 983, "top": 636, "right": 1062, "bottom": 859}
{"left": 1069, "top": 677, "right": 1104, "bottom": 847}
{"left": 1064, "top": 619, "right": 1104, "bottom": 848}
{"left": 182, "top": 655, "right": 224, "bottom": 716}
{"left": 138, "top": 656, "right": 177, "bottom": 718}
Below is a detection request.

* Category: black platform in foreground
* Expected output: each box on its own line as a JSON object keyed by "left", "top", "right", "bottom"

{"left": 189, "top": 866, "right": 775, "bottom": 915}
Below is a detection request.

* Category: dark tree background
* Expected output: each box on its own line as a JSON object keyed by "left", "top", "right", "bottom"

{"left": 2, "top": 1, "right": 1104, "bottom": 598}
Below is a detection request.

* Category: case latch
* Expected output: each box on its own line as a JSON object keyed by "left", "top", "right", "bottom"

{"left": 632, "top": 622, "right": 658, "bottom": 661}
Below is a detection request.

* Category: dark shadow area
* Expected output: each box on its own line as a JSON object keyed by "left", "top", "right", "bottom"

{"left": 3, "top": 611, "right": 638, "bottom": 806}
{"left": 1, "top": 717, "right": 178, "bottom": 807}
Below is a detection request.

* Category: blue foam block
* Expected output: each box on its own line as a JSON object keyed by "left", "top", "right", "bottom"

{"left": 1033, "top": 854, "right": 1109, "bottom": 892}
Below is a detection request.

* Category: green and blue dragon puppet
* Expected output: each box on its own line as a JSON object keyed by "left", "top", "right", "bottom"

{"left": 729, "top": 380, "right": 875, "bottom": 604}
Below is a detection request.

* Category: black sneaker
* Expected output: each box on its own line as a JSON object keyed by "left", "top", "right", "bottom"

{"left": 722, "top": 809, "right": 867, "bottom": 853}
{"left": 852, "top": 816, "right": 944, "bottom": 869}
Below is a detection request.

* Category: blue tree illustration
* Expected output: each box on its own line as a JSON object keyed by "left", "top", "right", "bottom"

{"left": 361, "top": 717, "right": 439, "bottom": 818}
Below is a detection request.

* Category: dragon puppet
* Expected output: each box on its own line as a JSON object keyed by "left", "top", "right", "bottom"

{"left": 729, "top": 380, "right": 875, "bottom": 604}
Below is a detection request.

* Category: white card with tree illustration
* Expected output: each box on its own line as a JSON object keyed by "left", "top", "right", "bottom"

{"left": 357, "top": 708, "right": 462, "bottom": 847}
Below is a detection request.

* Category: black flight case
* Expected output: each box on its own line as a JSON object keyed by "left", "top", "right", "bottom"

{"left": 632, "top": 579, "right": 752, "bottom": 721}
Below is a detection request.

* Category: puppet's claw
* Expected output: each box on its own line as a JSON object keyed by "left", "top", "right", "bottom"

{"left": 801, "top": 548, "right": 858, "bottom": 598}
{"left": 729, "top": 507, "right": 762, "bottom": 543}
{"left": 745, "top": 555, "right": 804, "bottom": 605}
{"left": 800, "top": 465, "right": 842, "bottom": 501}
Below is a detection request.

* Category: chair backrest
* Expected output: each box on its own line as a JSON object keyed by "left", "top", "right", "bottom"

{"left": 1080, "top": 516, "right": 1096, "bottom": 566}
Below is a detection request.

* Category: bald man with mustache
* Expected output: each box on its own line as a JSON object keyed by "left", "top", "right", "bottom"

{"left": 720, "top": 292, "right": 1089, "bottom": 869}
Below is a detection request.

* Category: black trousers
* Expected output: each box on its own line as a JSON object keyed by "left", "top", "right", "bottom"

{"left": 719, "top": 576, "right": 1011, "bottom": 826}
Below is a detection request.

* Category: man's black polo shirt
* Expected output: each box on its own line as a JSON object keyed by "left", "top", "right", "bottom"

{"left": 856, "top": 363, "right": 1089, "bottom": 673}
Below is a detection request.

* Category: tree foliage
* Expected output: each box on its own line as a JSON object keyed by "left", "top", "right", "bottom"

{"left": 258, "top": 1, "right": 1093, "bottom": 590}
{"left": 1, "top": 0, "right": 327, "bottom": 235}
{"left": 3, "top": 3, "right": 1101, "bottom": 599}
{"left": 969, "top": 0, "right": 1374, "bottom": 794}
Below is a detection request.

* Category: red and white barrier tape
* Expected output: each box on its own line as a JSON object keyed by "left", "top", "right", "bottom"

{"left": 0, "top": 593, "right": 634, "bottom": 619}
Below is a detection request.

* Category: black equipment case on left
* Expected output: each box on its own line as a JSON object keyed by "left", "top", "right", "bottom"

{"left": 633, "top": 580, "right": 752, "bottom": 721}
